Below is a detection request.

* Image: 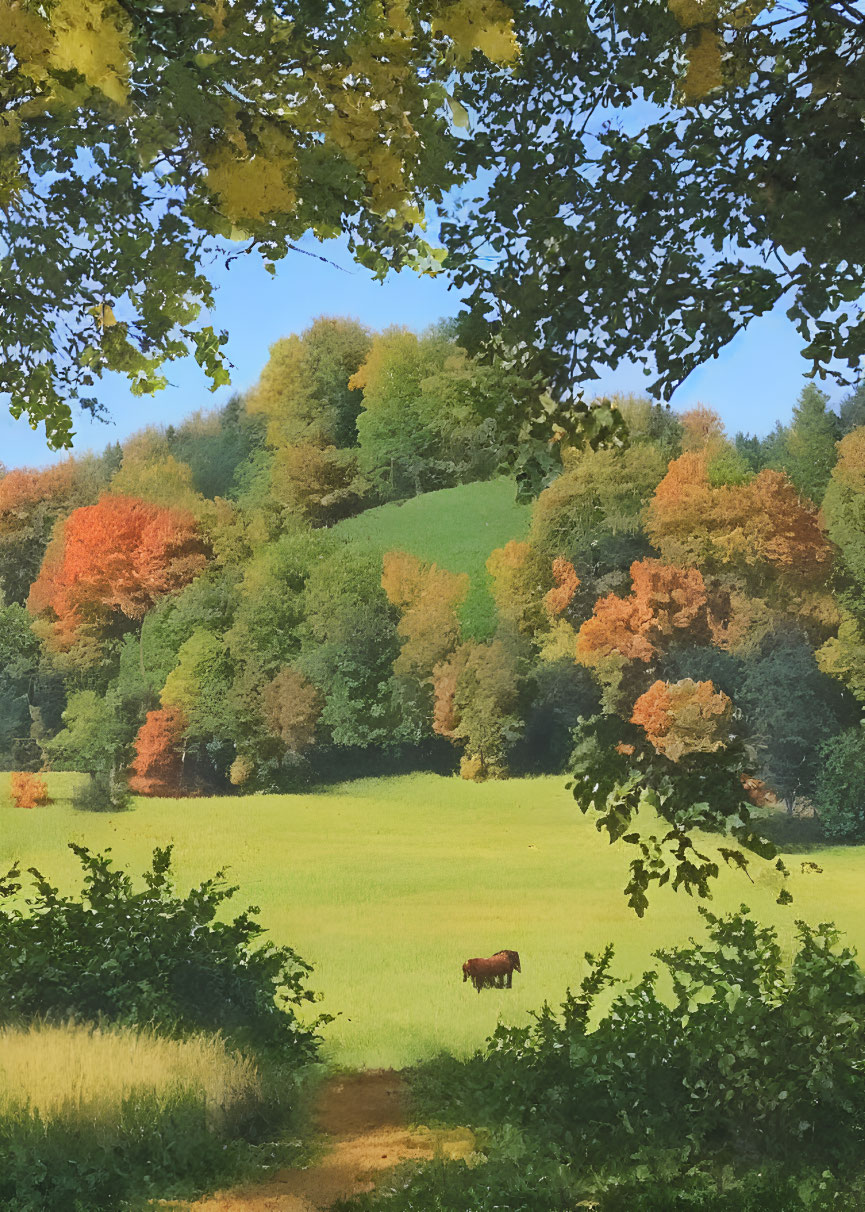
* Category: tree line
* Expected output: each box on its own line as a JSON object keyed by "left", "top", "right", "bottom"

{"left": 3, "top": 319, "right": 865, "bottom": 854}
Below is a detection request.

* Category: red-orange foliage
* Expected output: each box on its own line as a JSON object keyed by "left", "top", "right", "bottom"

{"left": 28, "top": 495, "right": 208, "bottom": 647}
{"left": 128, "top": 707, "right": 188, "bottom": 797}
{"left": 544, "top": 557, "right": 580, "bottom": 617}
{"left": 648, "top": 453, "right": 832, "bottom": 586}
{"left": 576, "top": 559, "right": 709, "bottom": 666}
{"left": 0, "top": 460, "right": 78, "bottom": 518}
{"left": 9, "top": 772, "right": 51, "bottom": 809}
{"left": 631, "top": 679, "right": 733, "bottom": 762}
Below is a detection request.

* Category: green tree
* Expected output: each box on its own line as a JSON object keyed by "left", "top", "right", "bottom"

{"left": 822, "top": 426, "right": 865, "bottom": 589}
{"left": 298, "top": 549, "right": 400, "bottom": 748}
{"left": 814, "top": 726, "right": 865, "bottom": 842}
{"left": 1, "top": 0, "right": 519, "bottom": 446}
{"left": 0, "top": 602, "right": 41, "bottom": 769}
{"left": 779, "top": 383, "right": 840, "bottom": 505}
{"left": 738, "top": 631, "right": 854, "bottom": 814}
{"left": 42, "top": 689, "right": 129, "bottom": 777}
{"left": 446, "top": 0, "right": 865, "bottom": 401}
{"left": 839, "top": 380, "right": 865, "bottom": 434}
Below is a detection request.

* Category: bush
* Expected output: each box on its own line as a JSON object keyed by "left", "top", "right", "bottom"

{"left": 9, "top": 772, "right": 51, "bottom": 809}
{"left": 814, "top": 726, "right": 865, "bottom": 841}
{"left": 408, "top": 908, "right": 865, "bottom": 1196}
{"left": 0, "top": 844, "right": 330, "bottom": 1059}
{"left": 70, "top": 767, "right": 131, "bottom": 813}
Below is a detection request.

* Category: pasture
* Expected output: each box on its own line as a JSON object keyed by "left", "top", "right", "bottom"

{"left": 332, "top": 477, "right": 531, "bottom": 639}
{"left": 1, "top": 771, "right": 861, "bottom": 1069}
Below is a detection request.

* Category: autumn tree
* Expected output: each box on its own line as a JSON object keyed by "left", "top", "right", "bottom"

{"left": 575, "top": 559, "right": 712, "bottom": 710}
{"left": 631, "top": 679, "right": 733, "bottom": 764}
{"left": 679, "top": 406, "right": 726, "bottom": 455}
{"left": 647, "top": 451, "right": 834, "bottom": 597}
{"left": 432, "top": 637, "right": 522, "bottom": 779}
{"left": 27, "top": 495, "right": 209, "bottom": 653}
{"left": 381, "top": 550, "right": 468, "bottom": 739}
{"left": 262, "top": 668, "right": 323, "bottom": 754}
{"left": 128, "top": 707, "right": 187, "bottom": 797}
{"left": 0, "top": 456, "right": 115, "bottom": 605}
{"left": 1, "top": 0, "right": 520, "bottom": 445}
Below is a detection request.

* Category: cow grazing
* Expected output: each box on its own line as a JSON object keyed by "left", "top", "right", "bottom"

{"left": 462, "top": 950, "right": 521, "bottom": 993}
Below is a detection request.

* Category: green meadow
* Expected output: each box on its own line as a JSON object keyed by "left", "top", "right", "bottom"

{"left": 1, "top": 772, "right": 859, "bottom": 1070}
{"left": 333, "top": 477, "right": 531, "bottom": 638}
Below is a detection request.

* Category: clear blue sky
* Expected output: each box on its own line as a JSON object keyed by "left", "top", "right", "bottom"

{"left": 1, "top": 233, "right": 849, "bottom": 470}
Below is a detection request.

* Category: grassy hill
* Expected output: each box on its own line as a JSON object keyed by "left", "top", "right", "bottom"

{"left": 2, "top": 772, "right": 857, "bottom": 1070}
{"left": 333, "top": 478, "right": 531, "bottom": 638}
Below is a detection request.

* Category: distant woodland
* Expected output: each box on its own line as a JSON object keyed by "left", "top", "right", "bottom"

{"left": 2, "top": 316, "right": 865, "bottom": 847}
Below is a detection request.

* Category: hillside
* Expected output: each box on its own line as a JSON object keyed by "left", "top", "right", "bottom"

{"left": 333, "top": 477, "right": 531, "bottom": 638}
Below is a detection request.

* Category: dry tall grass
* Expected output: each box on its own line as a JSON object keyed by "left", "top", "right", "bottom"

{"left": 0, "top": 1021, "right": 262, "bottom": 1129}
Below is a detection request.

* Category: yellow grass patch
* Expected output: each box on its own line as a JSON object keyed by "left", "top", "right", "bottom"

{"left": 0, "top": 1022, "right": 261, "bottom": 1128}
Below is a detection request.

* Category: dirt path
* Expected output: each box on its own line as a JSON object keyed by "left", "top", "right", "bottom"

{"left": 176, "top": 1071, "right": 475, "bottom": 1211}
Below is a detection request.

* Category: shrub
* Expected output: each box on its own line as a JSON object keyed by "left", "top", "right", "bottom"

{"left": 8, "top": 772, "right": 50, "bottom": 809}
{"left": 409, "top": 908, "right": 865, "bottom": 1194}
{"left": 70, "top": 767, "right": 131, "bottom": 813}
{"left": 0, "top": 844, "right": 330, "bottom": 1059}
{"left": 814, "top": 726, "right": 865, "bottom": 842}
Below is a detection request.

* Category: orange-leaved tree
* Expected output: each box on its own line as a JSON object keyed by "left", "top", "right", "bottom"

{"left": 631, "top": 679, "right": 733, "bottom": 763}
{"left": 128, "top": 708, "right": 188, "bottom": 797}
{"left": 647, "top": 451, "right": 833, "bottom": 591}
{"left": 575, "top": 559, "right": 711, "bottom": 709}
{"left": 28, "top": 495, "right": 208, "bottom": 655}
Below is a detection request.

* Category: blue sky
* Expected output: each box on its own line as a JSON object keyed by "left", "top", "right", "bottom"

{"left": 1, "top": 233, "right": 848, "bottom": 471}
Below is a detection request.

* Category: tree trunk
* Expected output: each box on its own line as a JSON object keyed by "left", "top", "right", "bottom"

{"left": 785, "top": 793, "right": 795, "bottom": 817}
{"left": 139, "top": 620, "right": 146, "bottom": 680}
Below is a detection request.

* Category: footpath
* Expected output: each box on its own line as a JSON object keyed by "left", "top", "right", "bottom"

{"left": 179, "top": 1070, "right": 475, "bottom": 1211}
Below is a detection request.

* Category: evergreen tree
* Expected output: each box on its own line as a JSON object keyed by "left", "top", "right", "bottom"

{"left": 839, "top": 381, "right": 865, "bottom": 436}
{"left": 781, "top": 384, "right": 841, "bottom": 505}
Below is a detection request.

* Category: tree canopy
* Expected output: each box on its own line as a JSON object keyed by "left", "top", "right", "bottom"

{"left": 446, "top": 0, "right": 865, "bottom": 400}
{"left": 0, "top": 0, "right": 518, "bottom": 446}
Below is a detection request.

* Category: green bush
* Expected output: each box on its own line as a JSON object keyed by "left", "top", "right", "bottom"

{"left": 0, "top": 844, "right": 329, "bottom": 1059}
{"left": 814, "top": 726, "right": 865, "bottom": 842}
{"left": 408, "top": 908, "right": 865, "bottom": 1196}
{"left": 334, "top": 1156, "right": 865, "bottom": 1212}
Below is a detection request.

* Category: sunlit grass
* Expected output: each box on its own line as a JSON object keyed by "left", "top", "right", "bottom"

{"left": 0, "top": 1022, "right": 261, "bottom": 1129}
{"left": 332, "top": 477, "right": 530, "bottom": 638}
{"left": 1, "top": 771, "right": 861, "bottom": 1069}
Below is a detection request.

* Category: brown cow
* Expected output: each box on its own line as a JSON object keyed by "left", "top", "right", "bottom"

{"left": 462, "top": 950, "right": 521, "bottom": 993}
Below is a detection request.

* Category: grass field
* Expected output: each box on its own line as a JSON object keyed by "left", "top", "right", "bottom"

{"left": 2, "top": 772, "right": 861, "bottom": 1070}
{"left": 333, "top": 478, "right": 531, "bottom": 638}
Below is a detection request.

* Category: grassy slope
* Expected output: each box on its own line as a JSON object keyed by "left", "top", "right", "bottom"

{"left": 333, "top": 478, "right": 531, "bottom": 638}
{"left": 2, "top": 772, "right": 857, "bottom": 1070}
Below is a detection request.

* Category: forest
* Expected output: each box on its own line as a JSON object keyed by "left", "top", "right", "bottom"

{"left": 4, "top": 316, "right": 865, "bottom": 868}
